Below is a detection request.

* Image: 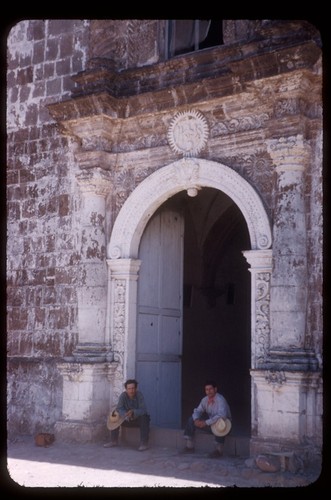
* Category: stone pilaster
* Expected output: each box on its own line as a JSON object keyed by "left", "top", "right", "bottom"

{"left": 73, "top": 168, "right": 113, "bottom": 361}
{"left": 266, "top": 135, "right": 318, "bottom": 371}
{"left": 242, "top": 249, "right": 272, "bottom": 369}
{"left": 106, "top": 258, "right": 141, "bottom": 388}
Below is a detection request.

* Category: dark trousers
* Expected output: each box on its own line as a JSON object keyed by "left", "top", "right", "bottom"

{"left": 184, "top": 413, "right": 225, "bottom": 444}
{"left": 111, "top": 414, "right": 150, "bottom": 443}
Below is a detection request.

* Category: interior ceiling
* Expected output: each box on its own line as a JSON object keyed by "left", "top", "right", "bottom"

{"left": 169, "top": 187, "right": 238, "bottom": 251}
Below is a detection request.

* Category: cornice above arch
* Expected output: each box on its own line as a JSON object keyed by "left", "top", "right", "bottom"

{"left": 108, "top": 158, "right": 271, "bottom": 259}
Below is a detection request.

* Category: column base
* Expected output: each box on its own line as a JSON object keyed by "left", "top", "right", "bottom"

{"left": 55, "top": 420, "right": 108, "bottom": 443}
{"left": 250, "top": 436, "right": 322, "bottom": 472}
{"left": 72, "top": 343, "right": 113, "bottom": 362}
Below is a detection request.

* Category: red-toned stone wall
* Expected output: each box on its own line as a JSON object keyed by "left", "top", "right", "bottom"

{"left": 7, "top": 20, "right": 90, "bottom": 435}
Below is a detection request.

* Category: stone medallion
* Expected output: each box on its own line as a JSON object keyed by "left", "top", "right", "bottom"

{"left": 167, "top": 109, "right": 209, "bottom": 156}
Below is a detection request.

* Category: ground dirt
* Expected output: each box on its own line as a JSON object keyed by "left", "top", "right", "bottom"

{"left": 4, "top": 435, "right": 324, "bottom": 495}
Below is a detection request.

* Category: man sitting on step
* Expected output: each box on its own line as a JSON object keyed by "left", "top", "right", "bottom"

{"left": 104, "top": 379, "right": 150, "bottom": 452}
{"left": 182, "top": 380, "right": 232, "bottom": 458}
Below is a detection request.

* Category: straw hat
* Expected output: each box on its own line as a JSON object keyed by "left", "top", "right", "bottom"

{"left": 107, "top": 410, "right": 126, "bottom": 430}
{"left": 211, "top": 417, "right": 232, "bottom": 437}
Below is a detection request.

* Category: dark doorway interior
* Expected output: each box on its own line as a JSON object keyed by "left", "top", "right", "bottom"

{"left": 180, "top": 187, "right": 251, "bottom": 436}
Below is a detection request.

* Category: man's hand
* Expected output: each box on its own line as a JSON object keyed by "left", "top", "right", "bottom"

{"left": 125, "top": 410, "right": 134, "bottom": 420}
{"left": 194, "top": 419, "right": 207, "bottom": 428}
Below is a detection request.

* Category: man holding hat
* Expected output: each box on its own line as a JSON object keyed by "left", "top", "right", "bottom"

{"left": 104, "top": 379, "right": 150, "bottom": 451}
{"left": 182, "top": 380, "right": 232, "bottom": 458}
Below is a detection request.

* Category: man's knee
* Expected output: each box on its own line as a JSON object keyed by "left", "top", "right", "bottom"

{"left": 140, "top": 414, "right": 150, "bottom": 424}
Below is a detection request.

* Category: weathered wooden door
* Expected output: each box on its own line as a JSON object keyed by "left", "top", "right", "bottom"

{"left": 136, "top": 206, "right": 184, "bottom": 428}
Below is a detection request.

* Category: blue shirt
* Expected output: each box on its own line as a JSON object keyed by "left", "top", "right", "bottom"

{"left": 116, "top": 390, "right": 148, "bottom": 419}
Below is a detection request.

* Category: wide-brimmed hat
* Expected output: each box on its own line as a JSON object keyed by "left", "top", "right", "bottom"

{"left": 211, "top": 418, "right": 232, "bottom": 437}
{"left": 107, "top": 410, "right": 126, "bottom": 430}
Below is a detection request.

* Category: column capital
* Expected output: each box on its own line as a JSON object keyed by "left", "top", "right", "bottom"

{"left": 107, "top": 258, "right": 142, "bottom": 277}
{"left": 266, "top": 134, "right": 311, "bottom": 173}
{"left": 76, "top": 167, "right": 113, "bottom": 196}
{"left": 242, "top": 249, "right": 272, "bottom": 270}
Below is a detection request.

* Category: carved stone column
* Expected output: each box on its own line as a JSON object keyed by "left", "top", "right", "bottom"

{"left": 106, "top": 258, "right": 141, "bottom": 396}
{"left": 55, "top": 168, "right": 117, "bottom": 442}
{"left": 266, "top": 135, "right": 318, "bottom": 371}
{"left": 73, "top": 168, "right": 113, "bottom": 361}
{"left": 243, "top": 227, "right": 321, "bottom": 460}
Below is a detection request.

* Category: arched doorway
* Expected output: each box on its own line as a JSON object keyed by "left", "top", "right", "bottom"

{"left": 107, "top": 158, "right": 272, "bottom": 434}
{"left": 181, "top": 188, "right": 251, "bottom": 434}
{"left": 135, "top": 188, "right": 251, "bottom": 433}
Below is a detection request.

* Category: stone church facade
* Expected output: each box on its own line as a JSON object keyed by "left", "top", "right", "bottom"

{"left": 7, "top": 20, "right": 323, "bottom": 467}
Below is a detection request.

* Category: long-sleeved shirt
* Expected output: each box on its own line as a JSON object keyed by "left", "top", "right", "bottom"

{"left": 116, "top": 390, "right": 148, "bottom": 419}
{"left": 192, "top": 393, "right": 232, "bottom": 426}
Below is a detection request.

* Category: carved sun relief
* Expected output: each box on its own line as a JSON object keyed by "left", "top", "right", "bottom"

{"left": 167, "top": 110, "right": 209, "bottom": 156}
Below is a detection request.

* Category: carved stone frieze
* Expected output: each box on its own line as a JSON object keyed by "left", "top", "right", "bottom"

{"left": 212, "top": 151, "right": 273, "bottom": 216}
{"left": 210, "top": 113, "right": 269, "bottom": 137}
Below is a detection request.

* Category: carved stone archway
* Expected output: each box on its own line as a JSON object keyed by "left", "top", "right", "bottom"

{"left": 108, "top": 157, "right": 271, "bottom": 259}
{"left": 106, "top": 157, "right": 272, "bottom": 389}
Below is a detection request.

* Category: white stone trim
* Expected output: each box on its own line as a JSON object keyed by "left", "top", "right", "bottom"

{"left": 243, "top": 249, "right": 272, "bottom": 369}
{"left": 108, "top": 157, "right": 272, "bottom": 259}
{"left": 106, "top": 258, "right": 141, "bottom": 384}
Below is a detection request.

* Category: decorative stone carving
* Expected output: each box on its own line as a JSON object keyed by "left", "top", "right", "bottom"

{"left": 113, "top": 279, "right": 126, "bottom": 354}
{"left": 255, "top": 272, "right": 271, "bottom": 365}
{"left": 108, "top": 158, "right": 272, "bottom": 259}
{"left": 167, "top": 110, "right": 209, "bottom": 156}
{"left": 107, "top": 258, "right": 141, "bottom": 381}
{"left": 265, "top": 370, "right": 286, "bottom": 387}
{"left": 243, "top": 250, "right": 272, "bottom": 369}
{"left": 174, "top": 158, "right": 201, "bottom": 197}
{"left": 211, "top": 113, "right": 269, "bottom": 136}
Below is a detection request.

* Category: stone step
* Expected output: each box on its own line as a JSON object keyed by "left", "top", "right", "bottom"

{"left": 121, "top": 426, "right": 250, "bottom": 457}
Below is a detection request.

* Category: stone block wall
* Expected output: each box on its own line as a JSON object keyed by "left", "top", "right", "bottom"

{"left": 6, "top": 19, "right": 90, "bottom": 435}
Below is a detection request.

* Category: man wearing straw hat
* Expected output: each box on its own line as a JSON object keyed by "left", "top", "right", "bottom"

{"left": 104, "top": 379, "right": 150, "bottom": 451}
{"left": 182, "top": 380, "right": 232, "bottom": 458}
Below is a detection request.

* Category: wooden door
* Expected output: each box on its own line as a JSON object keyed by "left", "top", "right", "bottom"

{"left": 136, "top": 207, "right": 184, "bottom": 428}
